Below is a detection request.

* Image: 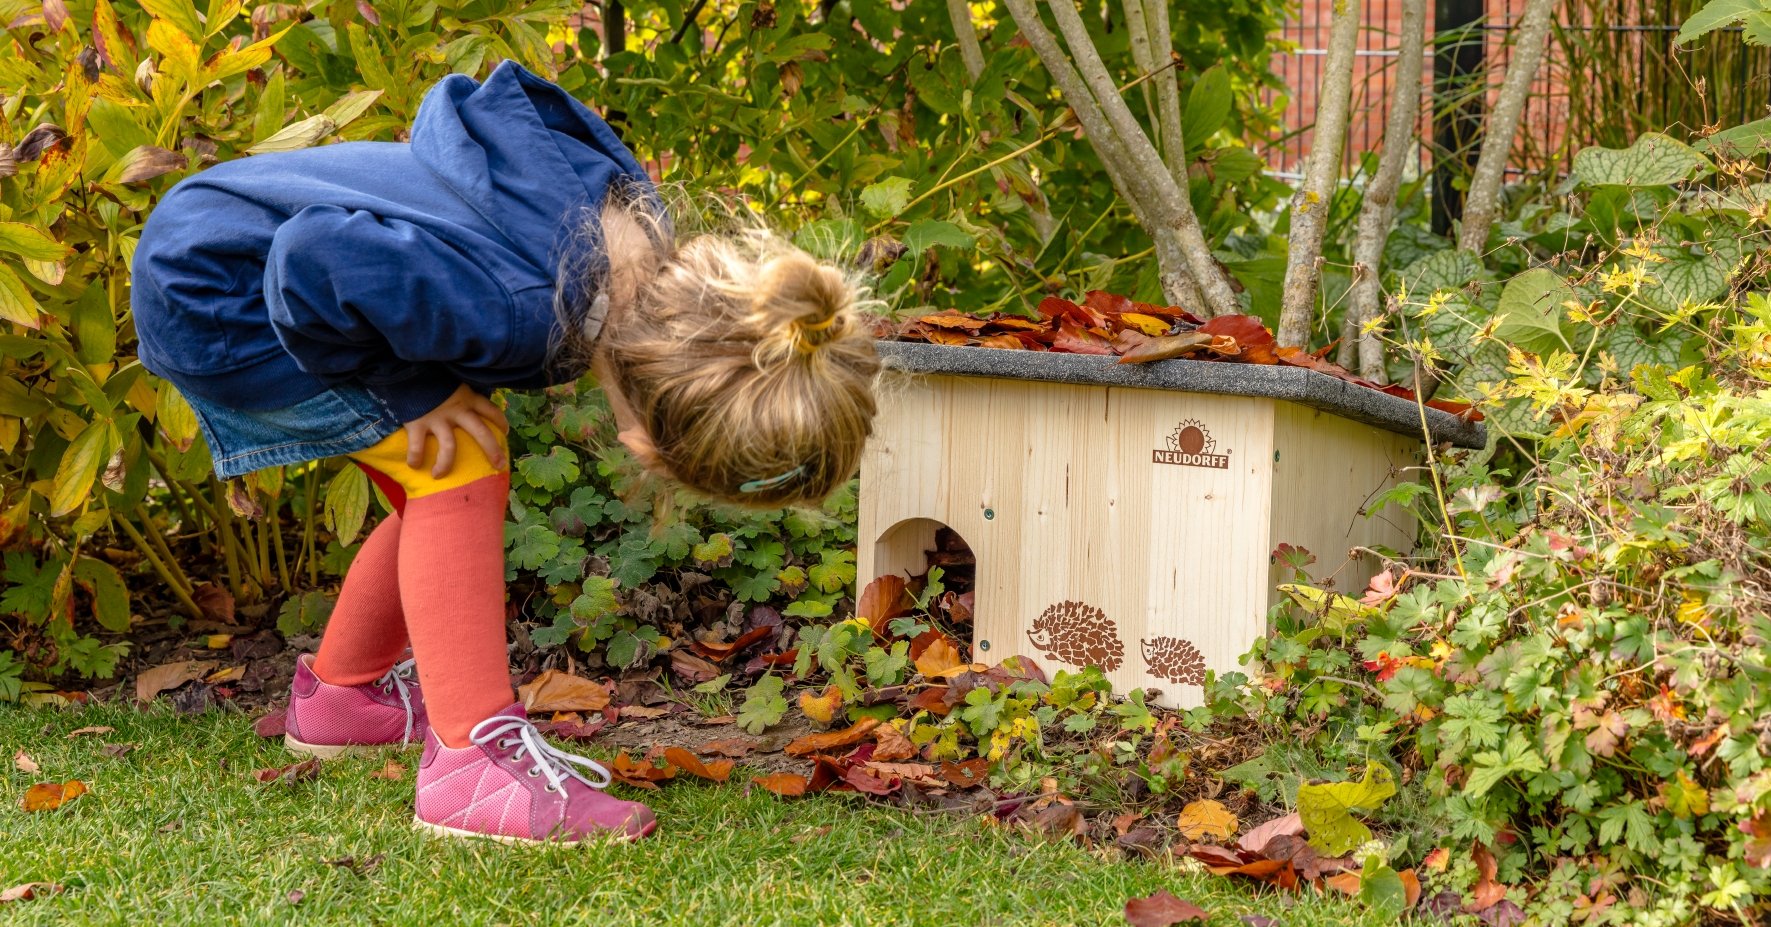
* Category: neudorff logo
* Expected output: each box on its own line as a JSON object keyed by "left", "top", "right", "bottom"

{"left": 1153, "top": 419, "right": 1230, "bottom": 470}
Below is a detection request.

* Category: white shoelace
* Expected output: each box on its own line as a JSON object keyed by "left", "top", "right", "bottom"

{"left": 373, "top": 658, "right": 419, "bottom": 745}
{"left": 469, "top": 715, "right": 613, "bottom": 792}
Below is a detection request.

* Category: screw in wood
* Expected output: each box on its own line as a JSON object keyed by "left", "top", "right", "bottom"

{"left": 984, "top": 508, "right": 995, "bottom": 520}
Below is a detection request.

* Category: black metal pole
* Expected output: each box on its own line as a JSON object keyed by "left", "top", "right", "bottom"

{"left": 1431, "top": 0, "right": 1486, "bottom": 236}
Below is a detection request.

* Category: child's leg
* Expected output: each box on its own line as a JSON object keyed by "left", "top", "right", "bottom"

{"left": 349, "top": 428, "right": 514, "bottom": 749}
{"left": 312, "top": 505, "right": 409, "bottom": 686}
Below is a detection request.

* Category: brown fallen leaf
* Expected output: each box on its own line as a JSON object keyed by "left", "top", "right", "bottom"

{"left": 662, "top": 747, "right": 733, "bottom": 783}
{"left": 20, "top": 780, "right": 87, "bottom": 812}
{"left": 1124, "top": 889, "right": 1209, "bottom": 926}
{"left": 798, "top": 685, "right": 843, "bottom": 725}
{"left": 1236, "top": 811, "right": 1303, "bottom": 853}
{"left": 254, "top": 709, "right": 288, "bottom": 738}
{"left": 867, "top": 762, "right": 943, "bottom": 787}
{"left": 908, "top": 686, "right": 952, "bottom": 716}
{"left": 856, "top": 575, "right": 912, "bottom": 636}
{"left": 688, "top": 624, "right": 775, "bottom": 662}
{"left": 1176, "top": 799, "right": 1238, "bottom": 842}
{"left": 1324, "top": 871, "right": 1363, "bottom": 895}
{"left": 870, "top": 723, "right": 917, "bottom": 762}
{"left": 608, "top": 752, "right": 676, "bottom": 789}
{"left": 0, "top": 882, "right": 62, "bottom": 903}
{"left": 66, "top": 726, "right": 114, "bottom": 738}
{"left": 368, "top": 760, "right": 406, "bottom": 781}
{"left": 785, "top": 718, "right": 880, "bottom": 757}
{"left": 940, "top": 758, "right": 989, "bottom": 788}
{"left": 1468, "top": 842, "right": 1507, "bottom": 912}
{"left": 1400, "top": 869, "right": 1422, "bottom": 909}
{"left": 618, "top": 705, "right": 670, "bottom": 720}
{"left": 516, "top": 669, "right": 610, "bottom": 713}
{"left": 204, "top": 666, "right": 245, "bottom": 685}
{"left": 99, "top": 743, "right": 136, "bottom": 759}
{"left": 1117, "top": 331, "right": 1215, "bottom": 365}
{"left": 324, "top": 853, "right": 385, "bottom": 876}
{"left": 135, "top": 660, "right": 218, "bottom": 701}
{"left": 751, "top": 773, "right": 809, "bottom": 797}
{"left": 252, "top": 758, "right": 321, "bottom": 785}
{"left": 699, "top": 737, "right": 758, "bottom": 759}
{"left": 13, "top": 750, "right": 38, "bottom": 774}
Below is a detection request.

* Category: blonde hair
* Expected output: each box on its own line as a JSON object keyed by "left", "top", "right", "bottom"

{"left": 561, "top": 192, "right": 880, "bottom": 508}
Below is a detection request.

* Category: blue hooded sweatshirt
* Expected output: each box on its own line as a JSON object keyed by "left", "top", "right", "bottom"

{"left": 131, "top": 61, "right": 652, "bottom": 424}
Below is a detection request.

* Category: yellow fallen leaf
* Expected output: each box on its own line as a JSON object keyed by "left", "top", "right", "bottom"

{"left": 797, "top": 685, "right": 843, "bottom": 725}
{"left": 1119, "top": 312, "right": 1171, "bottom": 336}
{"left": 20, "top": 780, "right": 87, "bottom": 812}
{"left": 1177, "top": 798, "right": 1238, "bottom": 842}
{"left": 913, "top": 638, "right": 965, "bottom": 678}
{"left": 516, "top": 669, "right": 610, "bottom": 713}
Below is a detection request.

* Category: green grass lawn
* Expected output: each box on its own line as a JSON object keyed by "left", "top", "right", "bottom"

{"left": 0, "top": 704, "right": 1379, "bottom": 927}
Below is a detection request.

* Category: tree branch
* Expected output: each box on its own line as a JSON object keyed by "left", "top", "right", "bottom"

{"left": 1277, "top": 0, "right": 1360, "bottom": 348}
{"left": 1140, "top": 0, "right": 1188, "bottom": 187}
{"left": 946, "top": 0, "right": 985, "bottom": 81}
{"left": 1457, "top": 0, "right": 1554, "bottom": 253}
{"left": 1341, "top": 0, "right": 1426, "bottom": 381}
{"left": 1007, "top": 0, "right": 1238, "bottom": 315}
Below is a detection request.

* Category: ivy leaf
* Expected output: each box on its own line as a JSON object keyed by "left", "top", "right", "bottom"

{"left": 737, "top": 675, "right": 788, "bottom": 734}
{"left": 860, "top": 176, "right": 914, "bottom": 219}
{"left": 1573, "top": 133, "right": 1714, "bottom": 187}
{"left": 1297, "top": 762, "right": 1397, "bottom": 856}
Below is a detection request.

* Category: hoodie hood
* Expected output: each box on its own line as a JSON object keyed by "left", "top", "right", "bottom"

{"left": 409, "top": 60, "right": 653, "bottom": 273}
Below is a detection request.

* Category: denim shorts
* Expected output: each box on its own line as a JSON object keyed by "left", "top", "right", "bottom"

{"left": 185, "top": 385, "right": 404, "bottom": 480}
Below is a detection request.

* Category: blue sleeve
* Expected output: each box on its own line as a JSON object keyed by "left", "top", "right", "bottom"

{"left": 264, "top": 205, "right": 527, "bottom": 422}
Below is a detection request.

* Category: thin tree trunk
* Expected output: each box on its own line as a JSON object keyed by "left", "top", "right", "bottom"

{"left": 1340, "top": 0, "right": 1426, "bottom": 382}
{"left": 1458, "top": 0, "right": 1553, "bottom": 253}
{"left": 1002, "top": 0, "right": 1239, "bottom": 316}
{"left": 946, "top": 0, "right": 984, "bottom": 81}
{"left": 1140, "top": 0, "right": 1189, "bottom": 190}
{"left": 1277, "top": 0, "right": 1360, "bottom": 349}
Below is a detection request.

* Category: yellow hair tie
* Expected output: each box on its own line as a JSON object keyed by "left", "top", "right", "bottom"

{"left": 799, "top": 315, "right": 838, "bottom": 332}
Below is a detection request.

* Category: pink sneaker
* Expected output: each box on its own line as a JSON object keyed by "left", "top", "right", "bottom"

{"left": 283, "top": 654, "right": 428, "bottom": 758}
{"left": 414, "top": 705, "right": 656, "bottom": 844}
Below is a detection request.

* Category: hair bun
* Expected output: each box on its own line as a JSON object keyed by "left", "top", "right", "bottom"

{"left": 753, "top": 250, "right": 852, "bottom": 355}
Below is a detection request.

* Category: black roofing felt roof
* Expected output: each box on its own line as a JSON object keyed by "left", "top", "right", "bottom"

{"left": 876, "top": 342, "right": 1488, "bottom": 450}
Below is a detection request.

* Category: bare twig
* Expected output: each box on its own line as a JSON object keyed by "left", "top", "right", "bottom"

{"left": 1340, "top": 0, "right": 1426, "bottom": 381}
{"left": 1458, "top": 0, "right": 1554, "bottom": 253}
{"left": 1277, "top": 0, "right": 1360, "bottom": 348}
{"left": 946, "top": 0, "right": 984, "bottom": 81}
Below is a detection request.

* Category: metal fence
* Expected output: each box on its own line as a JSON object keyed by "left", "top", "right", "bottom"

{"left": 1262, "top": 0, "right": 1771, "bottom": 225}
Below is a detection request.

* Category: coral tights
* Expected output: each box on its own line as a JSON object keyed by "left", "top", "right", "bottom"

{"left": 312, "top": 428, "right": 513, "bottom": 748}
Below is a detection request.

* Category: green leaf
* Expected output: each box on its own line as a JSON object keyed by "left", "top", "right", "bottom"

{"left": 0, "top": 223, "right": 72, "bottom": 262}
{"left": 1492, "top": 268, "right": 1575, "bottom": 355}
{"left": 155, "top": 382, "right": 199, "bottom": 452}
{"left": 51, "top": 422, "right": 112, "bottom": 517}
{"left": 1572, "top": 133, "right": 1714, "bottom": 187}
{"left": 902, "top": 219, "right": 974, "bottom": 256}
{"left": 323, "top": 463, "right": 370, "bottom": 546}
{"left": 782, "top": 597, "right": 833, "bottom": 618}
{"left": 571, "top": 576, "right": 619, "bottom": 623}
{"left": 863, "top": 641, "right": 910, "bottom": 687}
{"left": 606, "top": 629, "right": 650, "bottom": 668}
{"left": 322, "top": 89, "right": 384, "bottom": 130}
{"left": 0, "top": 263, "right": 43, "bottom": 329}
{"left": 1357, "top": 859, "right": 1408, "bottom": 916}
{"left": 1297, "top": 762, "right": 1397, "bottom": 856}
{"left": 277, "top": 590, "right": 336, "bottom": 636}
{"left": 1394, "top": 248, "right": 1481, "bottom": 296}
{"left": 1182, "top": 64, "right": 1231, "bottom": 153}
{"left": 737, "top": 674, "right": 788, "bottom": 733}
{"left": 1695, "top": 115, "right": 1771, "bottom": 155}
{"left": 1677, "top": 0, "right": 1760, "bottom": 44}
{"left": 517, "top": 447, "right": 580, "bottom": 492}
{"left": 692, "top": 673, "right": 732, "bottom": 694}
{"left": 860, "top": 177, "right": 914, "bottom": 219}
{"left": 246, "top": 114, "right": 337, "bottom": 155}
{"left": 691, "top": 532, "right": 733, "bottom": 564}
{"left": 72, "top": 557, "right": 129, "bottom": 632}
{"left": 137, "top": 0, "right": 203, "bottom": 40}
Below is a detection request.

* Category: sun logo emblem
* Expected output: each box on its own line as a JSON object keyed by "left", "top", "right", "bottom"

{"left": 1166, "top": 419, "right": 1214, "bottom": 456}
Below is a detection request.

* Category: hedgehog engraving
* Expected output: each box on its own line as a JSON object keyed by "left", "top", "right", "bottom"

{"left": 1142, "top": 636, "right": 1207, "bottom": 686}
{"left": 1026, "top": 601, "right": 1124, "bottom": 672}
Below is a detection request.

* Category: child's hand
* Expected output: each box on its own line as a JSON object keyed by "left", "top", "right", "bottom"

{"left": 404, "top": 384, "right": 509, "bottom": 478}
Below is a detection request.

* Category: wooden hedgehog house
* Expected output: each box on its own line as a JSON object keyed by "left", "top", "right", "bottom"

{"left": 857, "top": 342, "right": 1487, "bottom": 708}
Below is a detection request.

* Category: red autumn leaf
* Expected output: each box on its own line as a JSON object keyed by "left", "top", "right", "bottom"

{"left": 751, "top": 773, "right": 808, "bottom": 797}
{"left": 19, "top": 780, "right": 87, "bottom": 811}
{"left": 690, "top": 624, "right": 775, "bottom": 662}
{"left": 908, "top": 686, "right": 952, "bottom": 716}
{"left": 786, "top": 718, "right": 881, "bottom": 757}
{"left": 253, "top": 708, "right": 288, "bottom": 738}
{"left": 700, "top": 737, "right": 758, "bottom": 759}
{"left": 1427, "top": 398, "right": 1484, "bottom": 421}
{"left": 1259, "top": 834, "right": 1353, "bottom": 880}
{"left": 806, "top": 754, "right": 850, "bottom": 793}
{"left": 1083, "top": 289, "right": 1134, "bottom": 318}
{"left": 251, "top": 758, "right": 320, "bottom": 786}
{"left": 857, "top": 575, "right": 912, "bottom": 636}
{"left": 1197, "top": 314, "right": 1274, "bottom": 349}
{"left": 940, "top": 758, "right": 989, "bottom": 788}
{"left": 1361, "top": 569, "right": 1400, "bottom": 607}
{"left": 1051, "top": 319, "right": 1116, "bottom": 355}
{"left": 1204, "top": 857, "right": 1297, "bottom": 889}
{"left": 1124, "top": 889, "right": 1209, "bottom": 926}
{"left": 842, "top": 764, "right": 901, "bottom": 796}
{"left": 1739, "top": 812, "right": 1771, "bottom": 868}
{"left": 1181, "top": 844, "right": 1247, "bottom": 868}
{"left": 662, "top": 746, "right": 733, "bottom": 783}
{"left": 974, "top": 334, "right": 1024, "bottom": 349}
{"left": 1035, "top": 296, "right": 1085, "bottom": 322}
